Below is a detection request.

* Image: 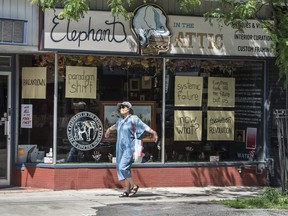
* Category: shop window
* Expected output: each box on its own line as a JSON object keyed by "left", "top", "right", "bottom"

{"left": 165, "top": 59, "right": 264, "bottom": 162}
{"left": 18, "top": 55, "right": 162, "bottom": 164}
{"left": 18, "top": 55, "right": 264, "bottom": 164}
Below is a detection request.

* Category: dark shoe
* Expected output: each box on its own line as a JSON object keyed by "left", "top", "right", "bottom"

{"left": 119, "top": 191, "right": 129, "bottom": 198}
{"left": 129, "top": 185, "right": 139, "bottom": 197}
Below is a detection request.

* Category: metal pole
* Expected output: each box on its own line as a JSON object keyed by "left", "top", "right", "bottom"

{"left": 53, "top": 51, "right": 58, "bottom": 164}
{"left": 161, "top": 58, "right": 166, "bottom": 164}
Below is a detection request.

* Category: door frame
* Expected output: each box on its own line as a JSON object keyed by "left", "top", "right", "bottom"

{"left": 0, "top": 72, "right": 11, "bottom": 186}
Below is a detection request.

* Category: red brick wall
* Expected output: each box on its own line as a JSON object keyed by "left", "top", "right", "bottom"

{"left": 12, "top": 165, "right": 266, "bottom": 190}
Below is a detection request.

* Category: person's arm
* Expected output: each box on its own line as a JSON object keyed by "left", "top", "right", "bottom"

{"left": 146, "top": 128, "right": 158, "bottom": 143}
{"left": 104, "top": 124, "right": 115, "bottom": 138}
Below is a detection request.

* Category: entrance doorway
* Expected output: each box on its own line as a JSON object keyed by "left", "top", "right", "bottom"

{"left": 0, "top": 73, "right": 11, "bottom": 186}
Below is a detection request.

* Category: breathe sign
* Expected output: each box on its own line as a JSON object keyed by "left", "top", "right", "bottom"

{"left": 22, "top": 67, "right": 47, "bottom": 99}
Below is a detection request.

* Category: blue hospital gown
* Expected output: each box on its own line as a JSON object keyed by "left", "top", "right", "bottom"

{"left": 115, "top": 114, "right": 149, "bottom": 181}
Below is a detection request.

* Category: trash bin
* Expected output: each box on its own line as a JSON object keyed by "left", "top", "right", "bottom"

{"left": 274, "top": 109, "right": 288, "bottom": 192}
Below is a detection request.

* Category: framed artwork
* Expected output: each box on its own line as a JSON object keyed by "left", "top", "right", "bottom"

{"left": 235, "top": 130, "right": 245, "bottom": 142}
{"left": 129, "top": 78, "right": 140, "bottom": 91}
{"left": 141, "top": 76, "right": 152, "bottom": 89}
{"left": 140, "top": 95, "right": 145, "bottom": 101}
{"left": 99, "top": 101, "right": 157, "bottom": 142}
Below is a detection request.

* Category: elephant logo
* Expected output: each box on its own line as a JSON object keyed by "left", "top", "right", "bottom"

{"left": 67, "top": 112, "right": 103, "bottom": 151}
{"left": 131, "top": 4, "right": 171, "bottom": 55}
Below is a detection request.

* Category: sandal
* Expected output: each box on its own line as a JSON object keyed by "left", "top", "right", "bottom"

{"left": 119, "top": 191, "right": 129, "bottom": 198}
{"left": 129, "top": 185, "right": 139, "bottom": 197}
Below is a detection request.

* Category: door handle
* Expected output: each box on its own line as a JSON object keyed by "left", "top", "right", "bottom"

{"left": 4, "top": 120, "right": 7, "bottom": 135}
{"left": 1, "top": 112, "right": 8, "bottom": 136}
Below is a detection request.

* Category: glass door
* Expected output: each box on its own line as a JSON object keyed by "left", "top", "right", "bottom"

{"left": 0, "top": 73, "right": 11, "bottom": 186}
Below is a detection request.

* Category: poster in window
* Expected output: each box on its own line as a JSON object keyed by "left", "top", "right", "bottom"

{"left": 246, "top": 127, "right": 257, "bottom": 149}
{"left": 22, "top": 67, "right": 47, "bottom": 99}
{"left": 207, "top": 77, "right": 235, "bottom": 107}
{"left": 174, "top": 110, "right": 202, "bottom": 141}
{"left": 174, "top": 76, "right": 203, "bottom": 107}
{"left": 65, "top": 66, "right": 97, "bottom": 99}
{"left": 21, "top": 104, "right": 33, "bottom": 128}
{"left": 207, "top": 110, "right": 234, "bottom": 141}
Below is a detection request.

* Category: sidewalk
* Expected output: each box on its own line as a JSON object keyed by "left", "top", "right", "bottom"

{"left": 0, "top": 185, "right": 264, "bottom": 201}
{"left": 0, "top": 186, "right": 284, "bottom": 216}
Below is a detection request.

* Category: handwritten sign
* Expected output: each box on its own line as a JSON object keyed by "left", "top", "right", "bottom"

{"left": 65, "top": 66, "right": 97, "bottom": 99}
{"left": 175, "top": 76, "right": 203, "bottom": 106}
{"left": 174, "top": 110, "right": 202, "bottom": 141}
{"left": 21, "top": 104, "right": 32, "bottom": 128}
{"left": 22, "top": 67, "right": 46, "bottom": 99}
{"left": 208, "top": 77, "right": 235, "bottom": 107}
{"left": 207, "top": 111, "right": 234, "bottom": 141}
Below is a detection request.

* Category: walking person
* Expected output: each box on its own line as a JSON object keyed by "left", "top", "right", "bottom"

{"left": 104, "top": 101, "right": 158, "bottom": 197}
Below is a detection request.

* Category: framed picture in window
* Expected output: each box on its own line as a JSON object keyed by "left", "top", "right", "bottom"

{"left": 99, "top": 101, "right": 156, "bottom": 142}
{"left": 129, "top": 78, "right": 140, "bottom": 91}
{"left": 141, "top": 76, "right": 152, "bottom": 89}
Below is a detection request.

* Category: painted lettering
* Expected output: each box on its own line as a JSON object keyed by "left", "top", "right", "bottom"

{"left": 50, "top": 15, "right": 127, "bottom": 47}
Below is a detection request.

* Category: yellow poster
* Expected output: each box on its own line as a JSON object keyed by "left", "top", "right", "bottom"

{"left": 174, "top": 110, "right": 202, "bottom": 141}
{"left": 66, "top": 66, "right": 97, "bottom": 99}
{"left": 207, "top": 111, "right": 234, "bottom": 141}
{"left": 208, "top": 77, "right": 235, "bottom": 107}
{"left": 175, "top": 76, "right": 203, "bottom": 107}
{"left": 22, "top": 67, "right": 47, "bottom": 99}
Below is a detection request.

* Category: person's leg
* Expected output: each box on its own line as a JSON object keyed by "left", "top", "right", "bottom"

{"left": 126, "top": 177, "right": 135, "bottom": 188}
{"left": 125, "top": 179, "right": 131, "bottom": 193}
{"left": 127, "top": 177, "right": 139, "bottom": 196}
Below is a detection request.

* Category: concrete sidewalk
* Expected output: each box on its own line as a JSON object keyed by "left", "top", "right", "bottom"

{"left": 0, "top": 186, "right": 264, "bottom": 202}
{"left": 0, "top": 186, "right": 285, "bottom": 216}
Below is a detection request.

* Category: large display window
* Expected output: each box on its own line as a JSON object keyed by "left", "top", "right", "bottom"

{"left": 164, "top": 58, "right": 264, "bottom": 162}
{"left": 17, "top": 55, "right": 265, "bottom": 164}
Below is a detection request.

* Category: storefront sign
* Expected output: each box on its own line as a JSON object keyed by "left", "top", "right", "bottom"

{"left": 21, "top": 104, "right": 33, "bottom": 128}
{"left": 175, "top": 76, "right": 203, "bottom": 107}
{"left": 22, "top": 67, "right": 46, "bottom": 99}
{"left": 131, "top": 4, "right": 171, "bottom": 55}
{"left": 207, "top": 111, "right": 234, "bottom": 141}
{"left": 174, "top": 110, "right": 202, "bottom": 141}
{"left": 169, "top": 16, "right": 273, "bottom": 57}
{"left": 208, "top": 77, "right": 235, "bottom": 107}
{"left": 65, "top": 66, "right": 97, "bottom": 99}
{"left": 67, "top": 112, "right": 103, "bottom": 151}
{"left": 43, "top": 7, "right": 273, "bottom": 57}
{"left": 43, "top": 9, "right": 137, "bottom": 53}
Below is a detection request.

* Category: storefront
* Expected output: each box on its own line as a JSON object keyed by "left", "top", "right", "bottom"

{"left": 3, "top": 3, "right": 283, "bottom": 189}
{"left": 0, "top": 0, "right": 40, "bottom": 187}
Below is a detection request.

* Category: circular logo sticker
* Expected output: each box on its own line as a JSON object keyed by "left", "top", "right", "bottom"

{"left": 67, "top": 112, "right": 103, "bottom": 151}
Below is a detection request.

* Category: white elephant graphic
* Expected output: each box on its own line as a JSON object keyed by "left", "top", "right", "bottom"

{"left": 132, "top": 5, "right": 171, "bottom": 52}
{"left": 74, "top": 120, "right": 98, "bottom": 142}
